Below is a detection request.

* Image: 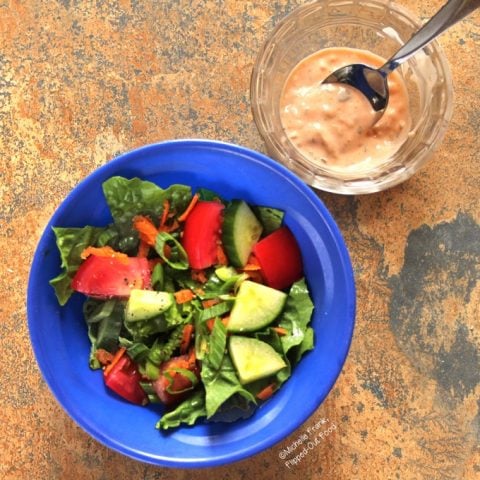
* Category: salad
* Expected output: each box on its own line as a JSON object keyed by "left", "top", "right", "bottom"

{"left": 50, "top": 176, "right": 314, "bottom": 430}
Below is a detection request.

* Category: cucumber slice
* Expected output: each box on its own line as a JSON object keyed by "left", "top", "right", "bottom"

{"left": 227, "top": 280, "right": 287, "bottom": 332}
{"left": 125, "top": 289, "right": 173, "bottom": 322}
{"left": 222, "top": 200, "right": 263, "bottom": 267}
{"left": 229, "top": 336, "right": 286, "bottom": 384}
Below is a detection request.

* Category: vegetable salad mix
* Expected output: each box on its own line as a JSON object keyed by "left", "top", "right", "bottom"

{"left": 50, "top": 176, "right": 314, "bottom": 430}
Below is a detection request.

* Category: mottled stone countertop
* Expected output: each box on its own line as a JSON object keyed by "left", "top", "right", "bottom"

{"left": 1, "top": 1, "right": 478, "bottom": 479}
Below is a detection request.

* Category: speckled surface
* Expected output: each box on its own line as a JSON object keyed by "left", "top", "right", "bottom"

{"left": 1, "top": 1, "right": 479, "bottom": 478}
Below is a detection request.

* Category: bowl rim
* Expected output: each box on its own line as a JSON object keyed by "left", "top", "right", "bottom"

{"left": 27, "top": 138, "right": 356, "bottom": 467}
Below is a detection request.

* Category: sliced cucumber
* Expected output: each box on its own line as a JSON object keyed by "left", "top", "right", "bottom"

{"left": 125, "top": 289, "right": 173, "bottom": 322}
{"left": 227, "top": 280, "right": 287, "bottom": 332}
{"left": 229, "top": 336, "right": 286, "bottom": 384}
{"left": 222, "top": 200, "right": 263, "bottom": 267}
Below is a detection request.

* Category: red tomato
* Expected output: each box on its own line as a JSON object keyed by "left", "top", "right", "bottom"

{"left": 181, "top": 200, "right": 224, "bottom": 270}
{"left": 152, "top": 351, "right": 200, "bottom": 406}
{"left": 104, "top": 355, "right": 147, "bottom": 405}
{"left": 253, "top": 226, "right": 303, "bottom": 290}
{"left": 71, "top": 255, "right": 151, "bottom": 298}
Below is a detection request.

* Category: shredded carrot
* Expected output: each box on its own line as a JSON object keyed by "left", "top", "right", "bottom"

{"left": 80, "top": 245, "right": 128, "bottom": 262}
{"left": 174, "top": 289, "right": 195, "bottom": 304}
{"left": 103, "top": 347, "right": 126, "bottom": 377}
{"left": 168, "top": 219, "right": 180, "bottom": 232}
{"left": 95, "top": 349, "right": 114, "bottom": 366}
{"left": 163, "top": 243, "right": 172, "bottom": 259}
{"left": 202, "top": 298, "right": 220, "bottom": 309}
{"left": 241, "top": 253, "right": 262, "bottom": 271}
{"left": 205, "top": 318, "right": 215, "bottom": 332}
{"left": 246, "top": 270, "right": 265, "bottom": 283}
{"left": 206, "top": 316, "right": 230, "bottom": 332}
{"left": 256, "top": 383, "right": 277, "bottom": 401}
{"left": 178, "top": 193, "right": 200, "bottom": 222}
{"left": 159, "top": 218, "right": 180, "bottom": 233}
{"left": 272, "top": 326, "right": 288, "bottom": 336}
{"left": 216, "top": 244, "right": 228, "bottom": 266}
{"left": 242, "top": 263, "right": 262, "bottom": 271}
{"left": 137, "top": 240, "right": 150, "bottom": 258}
{"left": 133, "top": 215, "right": 158, "bottom": 246}
{"left": 160, "top": 199, "right": 170, "bottom": 227}
{"left": 191, "top": 269, "right": 208, "bottom": 283}
{"left": 187, "top": 346, "right": 196, "bottom": 365}
{"left": 179, "top": 324, "right": 194, "bottom": 354}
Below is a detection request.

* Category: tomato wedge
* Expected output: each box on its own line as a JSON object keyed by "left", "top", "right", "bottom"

{"left": 253, "top": 226, "right": 303, "bottom": 290}
{"left": 71, "top": 255, "right": 151, "bottom": 298}
{"left": 181, "top": 200, "right": 225, "bottom": 270}
{"left": 104, "top": 354, "right": 147, "bottom": 405}
{"left": 152, "top": 350, "right": 200, "bottom": 406}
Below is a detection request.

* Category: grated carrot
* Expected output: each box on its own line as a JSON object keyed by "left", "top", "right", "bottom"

{"left": 137, "top": 240, "right": 150, "bottom": 258}
{"left": 160, "top": 199, "right": 170, "bottom": 227}
{"left": 163, "top": 243, "right": 172, "bottom": 259}
{"left": 159, "top": 218, "right": 179, "bottom": 234}
{"left": 246, "top": 270, "right": 265, "bottom": 283}
{"left": 179, "top": 324, "right": 194, "bottom": 354}
{"left": 178, "top": 193, "right": 200, "bottom": 222}
{"left": 216, "top": 243, "right": 228, "bottom": 265}
{"left": 242, "top": 263, "right": 262, "bottom": 271}
{"left": 202, "top": 298, "right": 220, "bottom": 309}
{"left": 95, "top": 348, "right": 114, "bottom": 366}
{"left": 272, "top": 326, "right": 288, "bottom": 336}
{"left": 174, "top": 289, "right": 195, "bottom": 304}
{"left": 103, "top": 347, "right": 126, "bottom": 377}
{"left": 191, "top": 269, "right": 208, "bottom": 283}
{"left": 241, "top": 253, "right": 262, "bottom": 271}
{"left": 256, "top": 383, "right": 277, "bottom": 401}
{"left": 206, "top": 316, "right": 230, "bottom": 332}
{"left": 80, "top": 245, "right": 128, "bottom": 262}
{"left": 133, "top": 215, "right": 158, "bottom": 246}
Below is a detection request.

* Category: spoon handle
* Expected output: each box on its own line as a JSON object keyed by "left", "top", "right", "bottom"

{"left": 380, "top": 0, "right": 480, "bottom": 74}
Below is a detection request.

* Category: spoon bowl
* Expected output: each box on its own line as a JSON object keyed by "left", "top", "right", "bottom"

{"left": 323, "top": 63, "right": 389, "bottom": 112}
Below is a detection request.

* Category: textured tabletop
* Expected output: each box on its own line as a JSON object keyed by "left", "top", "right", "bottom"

{"left": 1, "top": 1, "right": 479, "bottom": 479}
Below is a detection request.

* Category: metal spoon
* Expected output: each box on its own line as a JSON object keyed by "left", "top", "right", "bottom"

{"left": 323, "top": 0, "right": 480, "bottom": 115}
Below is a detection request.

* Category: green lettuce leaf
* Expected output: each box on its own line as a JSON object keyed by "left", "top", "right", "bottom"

{"left": 156, "top": 389, "right": 207, "bottom": 430}
{"left": 102, "top": 176, "right": 191, "bottom": 225}
{"left": 291, "top": 326, "right": 314, "bottom": 364}
{"left": 277, "top": 278, "right": 314, "bottom": 359}
{"left": 49, "top": 226, "right": 105, "bottom": 305}
{"left": 207, "top": 393, "right": 256, "bottom": 423}
{"left": 255, "top": 328, "right": 291, "bottom": 387}
{"left": 83, "top": 298, "right": 125, "bottom": 368}
{"left": 201, "top": 321, "right": 256, "bottom": 418}
{"left": 252, "top": 206, "right": 285, "bottom": 236}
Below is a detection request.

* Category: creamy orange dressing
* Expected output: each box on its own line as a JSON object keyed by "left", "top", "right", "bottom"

{"left": 280, "top": 47, "right": 411, "bottom": 171}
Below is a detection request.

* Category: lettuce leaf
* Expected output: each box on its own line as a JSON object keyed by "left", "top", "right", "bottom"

{"left": 102, "top": 176, "right": 192, "bottom": 225}
{"left": 49, "top": 226, "right": 105, "bottom": 305}
{"left": 201, "top": 320, "right": 256, "bottom": 418}
{"left": 123, "top": 301, "right": 190, "bottom": 341}
{"left": 255, "top": 328, "right": 291, "bottom": 387}
{"left": 207, "top": 393, "right": 256, "bottom": 423}
{"left": 83, "top": 298, "right": 125, "bottom": 368}
{"left": 277, "top": 278, "right": 315, "bottom": 359}
{"left": 252, "top": 206, "right": 284, "bottom": 236}
{"left": 156, "top": 389, "right": 207, "bottom": 430}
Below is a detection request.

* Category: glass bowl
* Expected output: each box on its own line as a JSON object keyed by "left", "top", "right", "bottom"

{"left": 251, "top": 0, "right": 454, "bottom": 194}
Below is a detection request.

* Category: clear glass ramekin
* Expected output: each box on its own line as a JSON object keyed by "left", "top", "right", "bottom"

{"left": 251, "top": 0, "right": 454, "bottom": 194}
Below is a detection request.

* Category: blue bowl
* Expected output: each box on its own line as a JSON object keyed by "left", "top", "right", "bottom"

{"left": 27, "top": 139, "right": 355, "bottom": 467}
